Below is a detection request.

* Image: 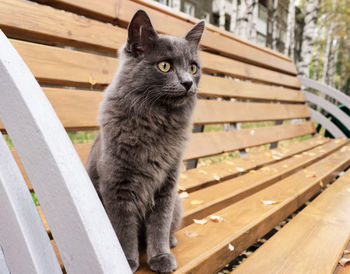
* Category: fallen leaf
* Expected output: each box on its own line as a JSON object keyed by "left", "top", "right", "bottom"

{"left": 228, "top": 243, "right": 235, "bottom": 251}
{"left": 88, "top": 75, "right": 96, "bottom": 86}
{"left": 305, "top": 171, "right": 317, "bottom": 178}
{"left": 198, "top": 169, "right": 208, "bottom": 174}
{"left": 344, "top": 250, "right": 350, "bottom": 255}
{"left": 273, "top": 156, "right": 282, "bottom": 160}
{"left": 282, "top": 164, "right": 289, "bottom": 168}
{"left": 179, "top": 192, "right": 189, "bottom": 199}
{"left": 261, "top": 200, "right": 280, "bottom": 205}
{"left": 236, "top": 167, "right": 245, "bottom": 172}
{"left": 249, "top": 170, "right": 257, "bottom": 174}
{"left": 261, "top": 167, "right": 271, "bottom": 172}
{"left": 185, "top": 231, "right": 199, "bottom": 238}
{"left": 319, "top": 181, "right": 324, "bottom": 187}
{"left": 308, "top": 152, "right": 316, "bottom": 156}
{"left": 191, "top": 200, "right": 204, "bottom": 205}
{"left": 209, "top": 215, "right": 224, "bottom": 223}
{"left": 178, "top": 185, "right": 186, "bottom": 191}
{"left": 213, "top": 174, "right": 221, "bottom": 181}
{"left": 335, "top": 139, "right": 342, "bottom": 144}
{"left": 293, "top": 154, "right": 302, "bottom": 158}
{"left": 341, "top": 146, "right": 348, "bottom": 153}
{"left": 339, "top": 257, "right": 350, "bottom": 267}
{"left": 193, "top": 218, "right": 207, "bottom": 225}
{"left": 180, "top": 174, "right": 188, "bottom": 179}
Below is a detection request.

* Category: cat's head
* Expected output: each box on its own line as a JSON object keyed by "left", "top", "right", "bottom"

{"left": 119, "top": 10, "right": 205, "bottom": 107}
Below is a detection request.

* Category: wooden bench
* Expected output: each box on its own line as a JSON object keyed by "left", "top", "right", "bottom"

{"left": 0, "top": 0, "right": 350, "bottom": 273}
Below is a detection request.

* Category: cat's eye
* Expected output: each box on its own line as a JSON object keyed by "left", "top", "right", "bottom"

{"left": 189, "top": 64, "right": 197, "bottom": 74}
{"left": 158, "top": 61, "right": 171, "bottom": 72}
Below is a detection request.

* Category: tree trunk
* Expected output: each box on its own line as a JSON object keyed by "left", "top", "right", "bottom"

{"left": 284, "top": 0, "right": 295, "bottom": 57}
{"left": 236, "top": 0, "right": 248, "bottom": 39}
{"left": 230, "top": 0, "right": 238, "bottom": 33}
{"left": 297, "top": 0, "right": 320, "bottom": 78}
{"left": 218, "top": 0, "right": 226, "bottom": 30}
{"left": 271, "top": 0, "right": 279, "bottom": 50}
{"left": 321, "top": 30, "right": 333, "bottom": 83}
{"left": 312, "top": 26, "right": 321, "bottom": 80}
{"left": 246, "top": 0, "right": 258, "bottom": 42}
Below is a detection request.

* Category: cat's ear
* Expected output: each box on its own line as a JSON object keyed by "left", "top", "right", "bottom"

{"left": 185, "top": 20, "right": 205, "bottom": 48}
{"left": 126, "top": 10, "right": 158, "bottom": 57}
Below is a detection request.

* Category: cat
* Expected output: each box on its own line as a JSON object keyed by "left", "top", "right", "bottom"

{"left": 86, "top": 10, "right": 205, "bottom": 273}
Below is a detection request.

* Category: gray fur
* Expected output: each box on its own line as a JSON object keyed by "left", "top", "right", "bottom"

{"left": 86, "top": 10, "right": 204, "bottom": 273}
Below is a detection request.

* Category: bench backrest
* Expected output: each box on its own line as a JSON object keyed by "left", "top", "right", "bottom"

{"left": 0, "top": 0, "right": 314, "bottom": 166}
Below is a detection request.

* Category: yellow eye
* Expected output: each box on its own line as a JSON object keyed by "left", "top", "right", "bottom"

{"left": 158, "top": 61, "right": 171, "bottom": 72}
{"left": 190, "top": 64, "right": 197, "bottom": 74}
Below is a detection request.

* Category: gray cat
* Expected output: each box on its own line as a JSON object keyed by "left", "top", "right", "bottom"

{"left": 86, "top": 10, "right": 204, "bottom": 273}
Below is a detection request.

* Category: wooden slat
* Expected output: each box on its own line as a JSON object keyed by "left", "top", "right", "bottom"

{"left": 137, "top": 142, "right": 350, "bottom": 273}
{"left": 0, "top": 0, "right": 125, "bottom": 54}
{"left": 200, "top": 51, "right": 300, "bottom": 88}
{"left": 10, "top": 39, "right": 118, "bottom": 88}
{"left": 235, "top": 162, "right": 350, "bottom": 274}
{"left": 9, "top": 37, "right": 300, "bottom": 89}
{"left": 198, "top": 75, "right": 305, "bottom": 102}
{"left": 179, "top": 136, "right": 328, "bottom": 192}
{"left": 33, "top": 0, "right": 297, "bottom": 75}
{"left": 194, "top": 101, "right": 310, "bottom": 124}
{"left": 1, "top": 87, "right": 309, "bottom": 132}
{"left": 184, "top": 122, "right": 315, "bottom": 160}
{"left": 181, "top": 139, "right": 348, "bottom": 227}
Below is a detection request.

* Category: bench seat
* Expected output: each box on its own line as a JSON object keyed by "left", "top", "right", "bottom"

{"left": 1, "top": 0, "right": 349, "bottom": 273}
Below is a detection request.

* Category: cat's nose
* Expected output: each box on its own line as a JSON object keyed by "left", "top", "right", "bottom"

{"left": 181, "top": 81, "right": 193, "bottom": 91}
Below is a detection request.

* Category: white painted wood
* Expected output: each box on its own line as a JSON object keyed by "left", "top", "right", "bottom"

{"left": 0, "top": 132, "right": 62, "bottom": 274}
{"left": 0, "top": 247, "right": 10, "bottom": 274}
{"left": 0, "top": 30, "right": 131, "bottom": 274}
{"left": 308, "top": 108, "right": 345, "bottom": 138}
{"left": 299, "top": 76, "right": 350, "bottom": 110}
{"left": 304, "top": 91, "right": 350, "bottom": 130}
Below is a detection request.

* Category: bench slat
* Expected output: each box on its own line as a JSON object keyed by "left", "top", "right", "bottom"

{"left": 184, "top": 122, "right": 315, "bottom": 160}
{"left": 180, "top": 136, "right": 328, "bottom": 192}
{"left": 33, "top": 0, "right": 296, "bottom": 74}
{"left": 0, "top": 87, "right": 309, "bottom": 132}
{"left": 181, "top": 139, "right": 347, "bottom": 227}
{"left": 9, "top": 38, "right": 300, "bottom": 89}
{"left": 235, "top": 163, "right": 350, "bottom": 274}
{"left": 137, "top": 142, "right": 350, "bottom": 273}
{"left": 199, "top": 75, "right": 305, "bottom": 102}
{"left": 0, "top": 132, "right": 62, "bottom": 274}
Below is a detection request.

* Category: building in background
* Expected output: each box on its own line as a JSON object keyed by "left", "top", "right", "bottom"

{"left": 154, "top": 0, "right": 297, "bottom": 56}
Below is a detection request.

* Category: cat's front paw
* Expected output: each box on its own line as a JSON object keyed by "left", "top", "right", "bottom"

{"left": 127, "top": 258, "right": 139, "bottom": 273}
{"left": 148, "top": 253, "right": 177, "bottom": 273}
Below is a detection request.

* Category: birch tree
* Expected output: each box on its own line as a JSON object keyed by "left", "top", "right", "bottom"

{"left": 236, "top": 0, "right": 248, "bottom": 39}
{"left": 284, "top": 0, "right": 295, "bottom": 59}
{"left": 271, "top": 0, "right": 279, "bottom": 50}
{"left": 297, "top": 0, "right": 320, "bottom": 77}
{"left": 230, "top": 0, "right": 238, "bottom": 33}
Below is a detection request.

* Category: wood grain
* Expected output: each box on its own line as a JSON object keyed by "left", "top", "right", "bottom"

{"left": 9, "top": 38, "right": 300, "bottom": 88}
{"left": 181, "top": 139, "right": 348, "bottom": 227}
{"left": 235, "top": 162, "right": 350, "bottom": 274}
{"left": 33, "top": 0, "right": 296, "bottom": 74}
{"left": 184, "top": 122, "right": 316, "bottom": 160}
{"left": 136, "top": 142, "right": 350, "bottom": 273}
{"left": 199, "top": 75, "right": 305, "bottom": 102}
{"left": 179, "top": 136, "right": 329, "bottom": 192}
{"left": 1, "top": 88, "right": 309, "bottom": 132}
